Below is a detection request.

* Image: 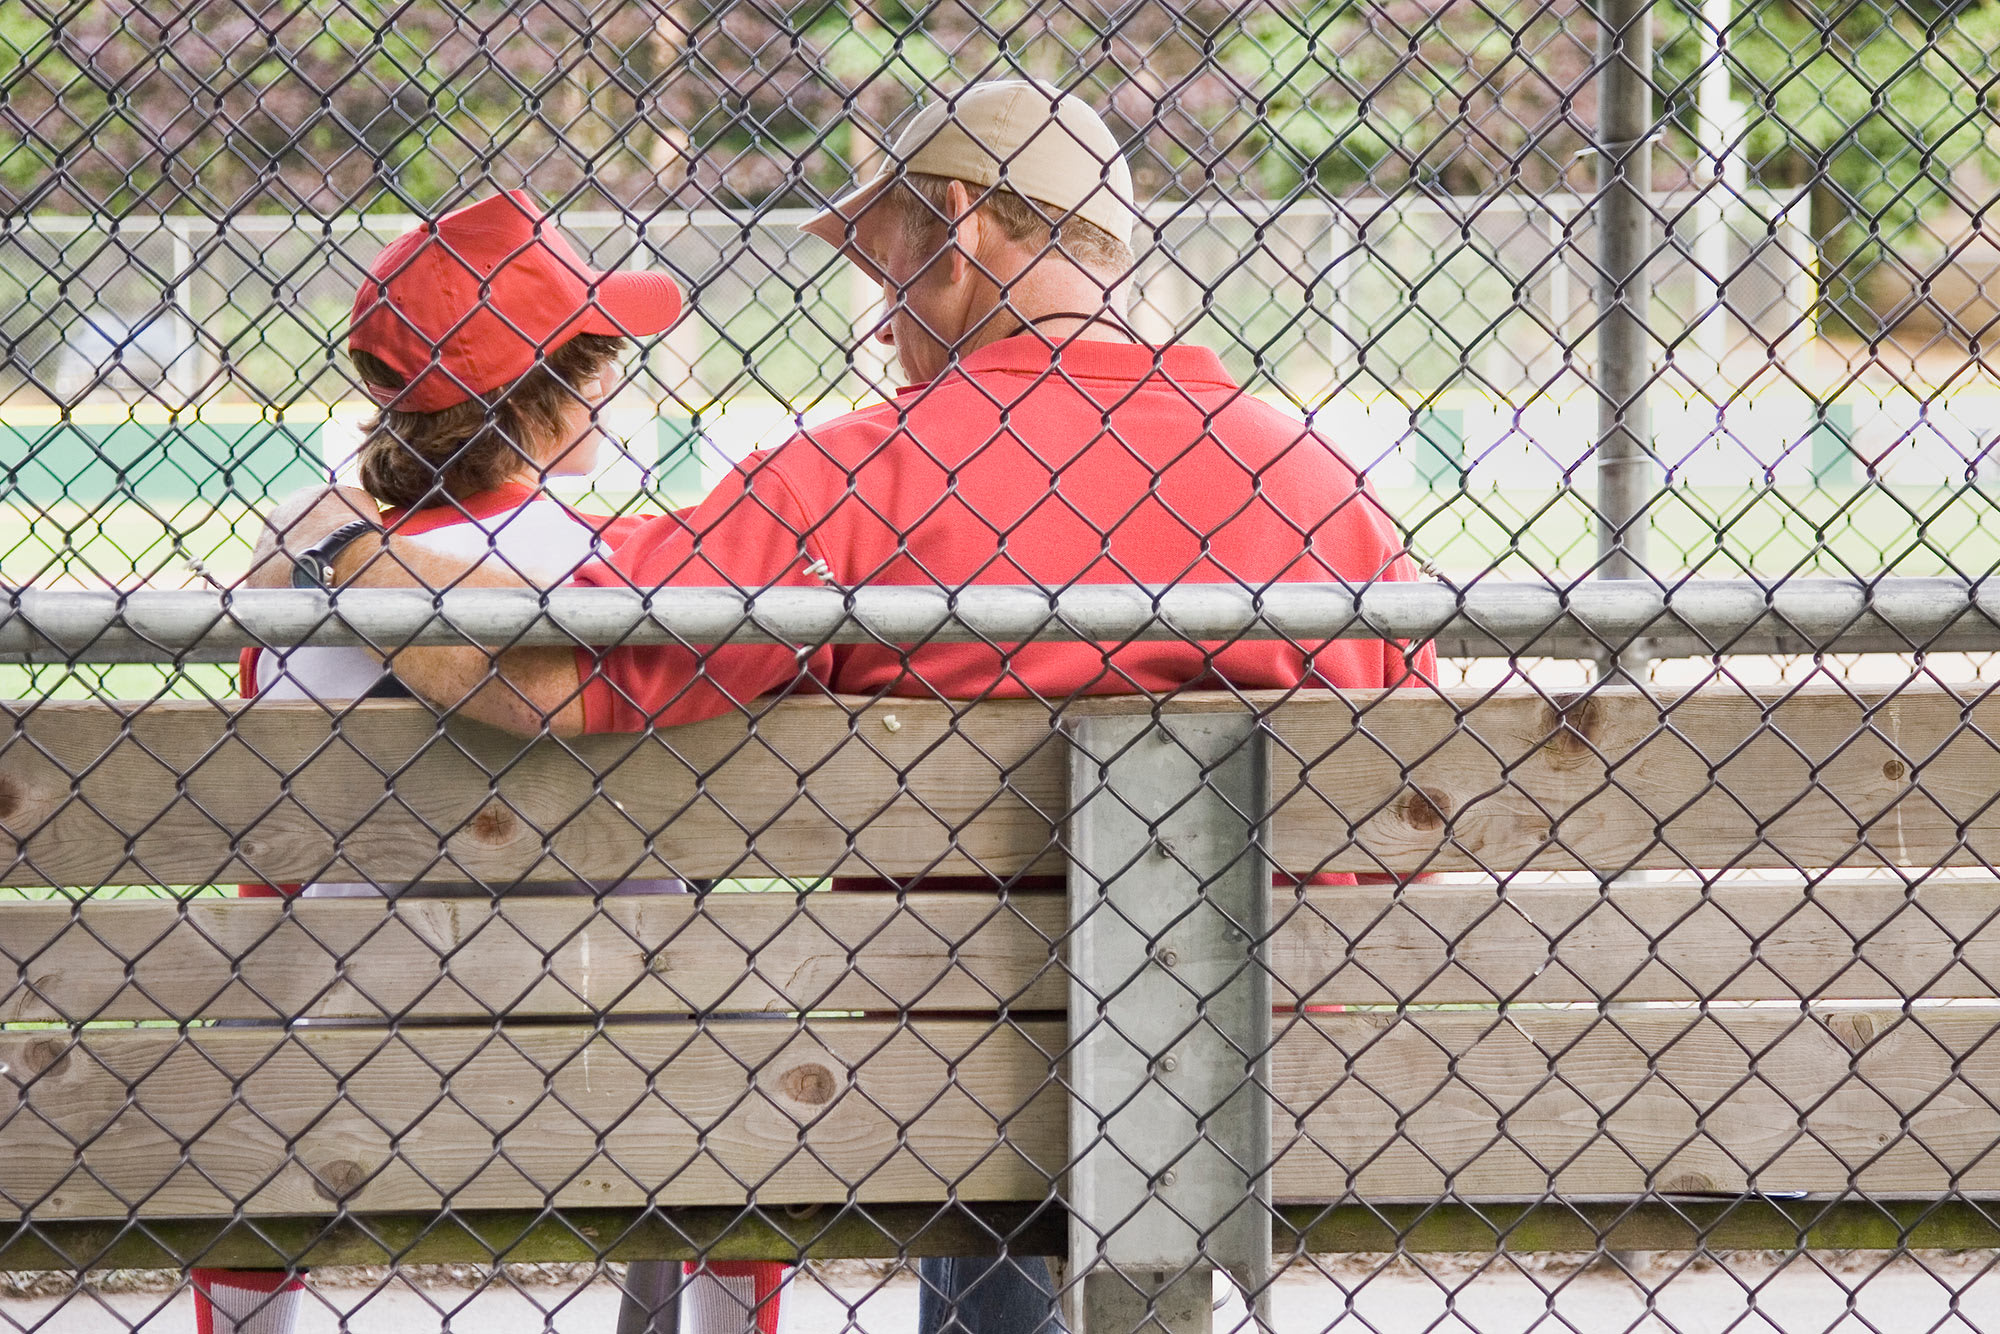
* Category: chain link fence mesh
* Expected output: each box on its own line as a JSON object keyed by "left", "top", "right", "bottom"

{"left": 6, "top": 2, "right": 2000, "bottom": 1333}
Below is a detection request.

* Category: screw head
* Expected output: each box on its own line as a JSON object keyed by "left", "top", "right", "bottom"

{"left": 1159, "top": 1054, "right": 1179, "bottom": 1074}
{"left": 1161, "top": 1170, "right": 1178, "bottom": 1187}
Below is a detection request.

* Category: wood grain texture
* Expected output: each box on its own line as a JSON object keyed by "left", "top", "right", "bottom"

{"left": 0, "top": 892, "right": 1069, "bottom": 1023}
{"left": 1262, "top": 682, "right": 2000, "bottom": 875}
{"left": 0, "top": 694, "right": 1069, "bottom": 887}
{"left": 0, "top": 1202, "right": 1070, "bottom": 1270}
{"left": 15, "top": 880, "right": 2000, "bottom": 1024}
{"left": 0, "top": 1020, "right": 1065, "bottom": 1220}
{"left": 2, "top": 683, "right": 1994, "bottom": 887}
{"left": 12, "top": 1008, "right": 2000, "bottom": 1220}
{"left": 1278, "top": 1007, "right": 2000, "bottom": 1201}
{"left": 1270, "top": 878, "right": 2000, "bottom": 1005}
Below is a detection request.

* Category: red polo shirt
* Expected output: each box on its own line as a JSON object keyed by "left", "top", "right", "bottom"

{"left": 573, "top": 335, "right": 1433, "bottom": 733}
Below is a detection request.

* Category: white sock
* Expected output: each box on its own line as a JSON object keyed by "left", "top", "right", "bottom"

{"left": 195, "top": 1273, "right": 304, "bottom": 1334}
{"left": 682, "top": 1264, "right": 795, "bottom": 1334}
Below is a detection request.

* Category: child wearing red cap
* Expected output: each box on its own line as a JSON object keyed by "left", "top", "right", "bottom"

{"left": 197, "top": 192, "right": 788, "bottom": 1334}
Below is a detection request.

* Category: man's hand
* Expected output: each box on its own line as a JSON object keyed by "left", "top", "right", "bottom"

{"left": 244, "top": 484, "right": 379, "bottom": 590}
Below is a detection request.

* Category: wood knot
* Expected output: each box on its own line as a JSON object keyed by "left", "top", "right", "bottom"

{"left": 1660, "top": 1171, "right": 1716, "bottom": 1194}
{"left": 1399, "top": 787, "right": 1451, "bottom": 831}
{"left": 779, "top": 1062, "right": 838, "bottom": 1106}
{"left": 1828, "top": 1011, "right": 1882, "bottom": 1052}
{"left": 1882, "top": 759, "right": 1908, "bottom": 782}
{"left": 0, "top": 775, "right": 20, "bottom": 824}
{"left": 22, "top": 1037, "right": 70, "bottom": 1080}
{"left": 465, "top": 802, "right": 518, "bottom": 846}
{"left": 311, "top": 1158, "right": 367, "bottom": 1203}
{"left": 1542, "top": 694, "right": 1604, "bottom": 766}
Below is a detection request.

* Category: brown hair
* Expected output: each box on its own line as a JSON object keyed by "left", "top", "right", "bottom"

{"left": 350, "top": 333, "right": 627, "bottom": 509}
{"left": 892, "top": 172, "right": 1134, "bottom": 281}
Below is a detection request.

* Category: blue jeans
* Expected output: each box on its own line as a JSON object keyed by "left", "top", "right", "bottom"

{"left": 919, "top": 1255, "right": 1066, "bottom": 1334}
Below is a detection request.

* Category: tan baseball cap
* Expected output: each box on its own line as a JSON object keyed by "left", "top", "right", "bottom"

{"left": 801, "top": 79, "right": 1137, "bottom": 282}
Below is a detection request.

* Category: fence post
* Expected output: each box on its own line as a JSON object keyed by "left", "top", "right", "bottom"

{"left": 1692, "top": 0, "right": 1745, "bottom": 385}
{"left": 1064, "top": 713, "right": 1273, "bottom": 1334}
{"left": 166, "top": 219, "right": 200, "bottom": 407}
{"left": 1593, "top": 0, "right": 1657, "bottom": 674}
{"left": 1325, "top": 210, "right": 1356, "bottom": 392}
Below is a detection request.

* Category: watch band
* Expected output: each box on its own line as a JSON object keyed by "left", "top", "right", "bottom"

{"left": 290, "top": 519, "right": 381, "bottom": 590}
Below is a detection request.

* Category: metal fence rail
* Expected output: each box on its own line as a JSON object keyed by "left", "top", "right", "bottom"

{"left": 9, "top": 577, "right": 2000, "bottom": 661}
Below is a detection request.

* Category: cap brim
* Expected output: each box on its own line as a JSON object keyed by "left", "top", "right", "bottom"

{"left": 800, "top": 177, "right": 892, "bottom": 285}
{"left": 573, "top": 268, "right": 685, "bottom": 339}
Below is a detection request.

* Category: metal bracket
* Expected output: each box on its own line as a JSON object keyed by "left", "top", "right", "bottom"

{"left": 1064, "top": 712, "right": 1274, "bottom": 1334}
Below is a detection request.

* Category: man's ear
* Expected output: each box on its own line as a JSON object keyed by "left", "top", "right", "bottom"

{"left": 944, "top": 179, "right": 980, "bottom": 285}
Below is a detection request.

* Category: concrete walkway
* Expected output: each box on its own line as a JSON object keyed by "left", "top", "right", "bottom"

{"left": 9, "top": 1255, "right": 2000, "bottom": 1334}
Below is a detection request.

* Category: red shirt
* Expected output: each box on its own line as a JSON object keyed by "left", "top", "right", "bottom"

{"left": 574, "top": 336, "right": 1434, "bottom": 731}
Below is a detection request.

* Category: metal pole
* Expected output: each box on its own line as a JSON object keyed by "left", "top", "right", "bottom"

{"left": 166, "top": 220, "right": 199, "bottom": 407}
{"left": 6, "top": 578, "right": 2000, "bottom": 662}
{"left": 615, "top": 1261, "right": 682, "bottom": 1334}
{"left": 1327, "top": 214, "right": 1356, "bottom": 392}
{"left": 1593, "top": 0, "right": 1657, "bottom": 676}
{"left": 1065, "top": 713, "right": 1273, "bottom": 1334}
{"left": 1693, "top": 0, "right": 1744, "bottom": 381}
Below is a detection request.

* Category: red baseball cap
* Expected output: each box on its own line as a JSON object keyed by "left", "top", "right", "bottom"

{"left": 349, "top": 190, "right": 684, "bottom": 412}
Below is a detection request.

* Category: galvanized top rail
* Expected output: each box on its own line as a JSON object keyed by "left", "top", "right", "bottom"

{"left": 7, "top": 189, "right": 1800, "bottom": 236}
{"left": 3, "top": 578, "right": 1995, "bottom": 663}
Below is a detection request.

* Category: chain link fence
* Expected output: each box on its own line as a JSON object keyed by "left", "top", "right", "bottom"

{"left": 6, "top": 2, "right": 2000, "bottom": 1333}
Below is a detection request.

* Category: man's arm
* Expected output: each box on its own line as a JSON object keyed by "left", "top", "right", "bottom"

{"left": 246, "top": 486, "right": 585, "bottom": 737}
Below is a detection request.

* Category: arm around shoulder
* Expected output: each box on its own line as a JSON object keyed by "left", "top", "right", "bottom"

{"left": 245, "top": 483, "right": 586, "bottom": 738}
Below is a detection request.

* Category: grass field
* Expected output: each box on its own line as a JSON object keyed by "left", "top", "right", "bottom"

{"left": 6, "top": 481, "right": 1993, "bottom": 595}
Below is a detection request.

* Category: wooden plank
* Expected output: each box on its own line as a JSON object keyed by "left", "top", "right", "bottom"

{"left": 1270, "top": 878, "right": 2000, "bottom": 1005}
{"left": 1265, "top": 682, "right": 2000, "bottom": 875}
{"left": 14, "top": 876, "right": 2000, "bottom": 1024}
{"left": 0, "top": 694, "right": 1069, "bottom": 888}
{"left": 11, "top": 1008, "right": 1999, "bottom": 1222}
{"left": 3, "top": 683, "right": 1996, "bottom": 887}
{"left": 0, "top": 1019, "right": 1065, "bottom": 1220}
{"left": 1277, "top": 1007, "right": 2000, "bottom": 1202}
{"left": 0, "top": 892, "right": 1069, "bottom": 1023}
{"left": 0, "top": 1202, "right": 1067, "bottom": 1270}
{"left": 8, "top": 1197, "right": 1999, "bottom": 1270}
{"left": 1281, "top": 1199, "right": 2000, "bottom": 1255}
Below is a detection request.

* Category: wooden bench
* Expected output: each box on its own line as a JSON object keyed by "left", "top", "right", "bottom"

{"left": 6, "top": 684, "right": 2000, "bottom": 1326}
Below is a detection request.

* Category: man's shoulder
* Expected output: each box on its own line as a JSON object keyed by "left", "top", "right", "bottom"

{"left": 756, "top": 395, "right": 932, "bottom": 477}
{"left": 791, "top": 397, "right": 913, "bottom": 443}
{"left": 1212, "top": 389, "right": 1329, "bottom": 435}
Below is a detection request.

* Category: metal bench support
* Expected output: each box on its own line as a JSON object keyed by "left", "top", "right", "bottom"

{"left": 1065, "top": 713, "right": 1274, "bottom": 1334}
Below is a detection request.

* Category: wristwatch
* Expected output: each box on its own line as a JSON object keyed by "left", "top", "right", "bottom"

{"left": 290, "top": 519, "right": 381, "bottom": 590}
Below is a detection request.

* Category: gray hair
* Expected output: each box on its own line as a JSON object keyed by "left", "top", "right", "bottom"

{"left": 889, "top": 172, "right": 1135, "bottom": 283}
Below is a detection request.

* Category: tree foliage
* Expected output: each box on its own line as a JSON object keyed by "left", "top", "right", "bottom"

{"left": 3, "top": 0, "right": 1996, "bottom": 269}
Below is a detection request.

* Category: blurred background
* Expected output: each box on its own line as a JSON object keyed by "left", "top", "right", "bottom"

{"left": 3, "top": 0, "right": 1998, "bottom": 645}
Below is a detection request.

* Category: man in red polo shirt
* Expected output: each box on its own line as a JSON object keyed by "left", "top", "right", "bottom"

{"left": 256, "top": 78, "right": 1433, "bottom": 1334}
{"left": 260, "top": 80, "right": 1430, "bottom": 736}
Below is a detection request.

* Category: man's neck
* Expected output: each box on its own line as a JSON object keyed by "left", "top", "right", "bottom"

{"left": 961, "top": 257, "right": 1135, "bottom": 355}
{"left": 962, "top": 300, "right": 1136, "bottom": 356}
